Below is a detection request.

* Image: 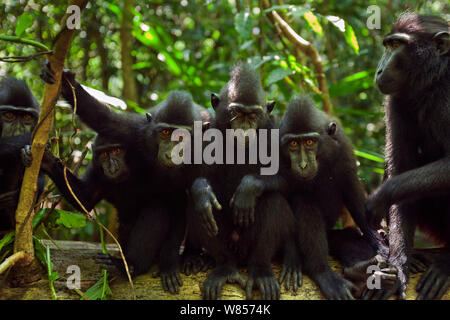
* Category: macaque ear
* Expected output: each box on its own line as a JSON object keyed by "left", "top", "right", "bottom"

{"left": 202, "top": 122, "right": 210, "bottom": 131}
{"left": 266, "top": 100, "right": 275, "bottom": 113}
{"left": 211, "top": 93, "right": 220, "bottom": 110}
{"left": 146, "top": 112, "right": 153, "bottom": 122}
{"left": 433, "top": 31, "right": 450, "bottom": 56}
{"left": 327, "top": 122, "right": 337, "bottom": 136}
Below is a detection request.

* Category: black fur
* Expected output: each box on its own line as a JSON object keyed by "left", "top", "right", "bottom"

{"left": 0, "top": 77, "right": 44, "bottom": 232}
{"left": 189, "top": 63, "right": 295, "bottom": 300}
{"left": 42, "top": 135, "right": 149, "bottom": 250}
{"left": 367, "top": 13, "right": 450, "bottom": 300}
{"left": 279, "top": 97, "right": 387, "bottom": 300}
{"left": 47, "top": 71, "right": 196, "bottom": 293}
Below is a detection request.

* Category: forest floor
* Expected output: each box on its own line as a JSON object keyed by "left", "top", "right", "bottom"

{"left": 0, "top": 240, "right": 448, "bottom": 300}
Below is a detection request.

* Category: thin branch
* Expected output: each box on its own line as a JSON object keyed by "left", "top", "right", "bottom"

{"left": 63, "top": 166, "right": 136, "bottom": 300}
{"left": 0, "top": 35, "right": 50, "bottom": 51}
{"left": 58, "top": 79, "right": 135, "bottom": 299}
{"left": 0, "top": 50, "right": 53, "bottom": 63}
{"left": 261, "top": 0, "right": 333, "bottom": 114}
{"left": 0, "top": 251, "right": 26, "bottom": 275}
{"left": 73, "top": 287, "right": 91, "bottom": 300}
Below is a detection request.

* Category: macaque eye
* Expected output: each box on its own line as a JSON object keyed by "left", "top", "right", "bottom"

{"left": 22, "top": 114, "right": 33, "bottom": 121}
{"left": 99, "top": 152, "right": 108, "bottom": 160}
{"left": 4, "top": 112, "right": 15, "bottom": 120}
{"left": 305, "top": 139, "right": 315, "bottom": 146}
{"left": 391, "top": 42, "right": 399, "bottom": 49}
{"left": 110, "top": 147, "right": 122, "bottom": 155}
{"left": 236, "top": 111, "right": 244, "bottom": 118}
{"left": 248, "top": 113, "right": 257, "bottom": 120}
{"left": 161, "top": 129, "right": 171, "bottom": 136}
{"left": 289, "top": 140, "right": 299, "bottom": 148}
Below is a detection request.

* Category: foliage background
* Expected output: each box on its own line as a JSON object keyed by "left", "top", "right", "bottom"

{"left": 0, "top": 0, "right": 448, "bottom": 242}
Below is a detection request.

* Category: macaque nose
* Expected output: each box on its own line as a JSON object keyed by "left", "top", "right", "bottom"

{"left": 110, "top": 160, "right": 119, "bottom": 174}
{"left": 300, "top": 160, "right": 308, "bottom": 169}
{"left": 300, "top": 147, "right": 308, "bottom": 169}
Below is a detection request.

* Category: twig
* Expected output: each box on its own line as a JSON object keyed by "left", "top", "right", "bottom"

{"left": 0, "top": 50, "right": 53, "bottom": 63}
{"left": 63, "top": 166, "right": 136, "bottom": 300}
{"left": 261, "top": 0, "right": 333, "bottom": 114}
{"left": 57, "top": 76, "right": 136, "bottom": 299}
{"left": 0, "top": 35, "right": 50, "bottom": 51}
{"left": 65, "top": 76, "right": 79, "bottom": 161}
{"left": 73, "top": 287, "right": 91, "bottom": 300}
{"left": 73, "top": 146, "right": 89, "bottom": 174}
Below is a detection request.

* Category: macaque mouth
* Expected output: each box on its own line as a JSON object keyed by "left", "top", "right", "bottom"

{"left": 293, "top": 166, "right": 317, "bottom": 181}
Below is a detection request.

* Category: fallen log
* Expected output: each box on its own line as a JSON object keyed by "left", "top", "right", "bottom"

{"left": 0, "top": 240, "right": 448, "bottom": 300}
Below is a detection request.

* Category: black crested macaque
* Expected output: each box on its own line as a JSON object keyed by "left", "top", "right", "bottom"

{"left": 147, "top": 89, "right": 216, "bottom": 276}
{"left": 366, "top": 13, "right": 450, "bottom": 300}
{"left": 189, "top": 63, "right": 295, "bottom": 300}
{"left": 276, "top": 97, "right": 393, "bottom": 300}
{"left": 0, "top": 77, "right": 44, "bottom": 232}
{"left": 40, "top": 68, "right": 202, "bottom": 294}
{"left": 41, "top": 135, "right": 149, "bottom": 250}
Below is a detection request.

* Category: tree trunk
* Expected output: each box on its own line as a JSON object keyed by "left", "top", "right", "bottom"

{"left": 10, "top": 0, "right": 89, "bottom": 286}
{"left": 120, "top": 0, "right": 138, "bottom": 105}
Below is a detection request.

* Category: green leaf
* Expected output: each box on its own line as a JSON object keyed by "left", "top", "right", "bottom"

{"left": 45, "top": 245, "right": 59, "bottom": 300}
{"left": 106, "top": 3, "right": 122, "bottom": 19}
{"left": 15, "top": 12, "right": 33, "bottom": 37}
{"left": 132, "top": 26, "right": 162, "bottom": 50}
{"left": 97, "top": 220, "right": 108, "bottom": 255}
{"left": 240, "top": 40, "right": 254, "bottom": 50}
{"left": 33, "top": 236, "right": 46, "bottom": 265}
{"left": 84, "top": 269, "right": 112, "bottom": 300}
{"left": 132, "top": 62, "right": 152, "bottom": 70}
{"left": 354, "top": 149, "right": 385, "bottom": 163}
{"left": 0, "top": 231, "right": 14, "bottom": 252}
{"left": 126, "top": 100, "right": 147, "bottom": 114}
{"left": 161, "top": 52, "right": 181, "bottom": 76}
{"left": 326, "top": 15, "right": 346, "bottom": 32}
{"left": 267, "top": 67, "right": 294, "bottom": 86}
{"left": 289, "top": 6, "right": 312, "bottom": 18}
{"left": 56, "top": 210, "right": 86, "bottom": 229}
{"left": 263, "top": 4, "right": 309, "bottom": 17}
{"left": 248, "top": 54, "right": 277, "bottom": 69}
{"left": 373, "top": 168, "right": 385, "bottom": 174}
{"left": 335, "top": 107, "right": 383, "bottom": 117}
{"left": 263, "top": 5, "right": 292, "bottom": 12}
{"left": 235, "top": 12, "right": 252, "bottom": 41}
{"left": 326, "top": 16, "right": 359, "bottom": 55}
{"left": 328, "top": 70, "right": 375, "bottom": 97}
{"left": 155, "top": 25, "right": 173, "bottom": 46}
{"left": 344, "top": 24, "right": 359, "bottom": 55}
{"left": 47, "top": 209, "right": 86, "bottom": 229}
{"left": 303, "top": 11, "right": 322, "bottom": 36}
{"left": 33, "top": 208, "right": 48, "bottom": 229}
